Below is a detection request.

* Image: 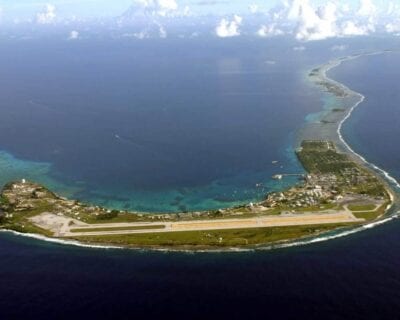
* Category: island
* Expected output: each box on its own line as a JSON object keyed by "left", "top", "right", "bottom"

{"left": 0, "top": 52, "right": 398, "bottom": 251}
{"left": 0, "top": 140, "right": 393, "bottom": 250}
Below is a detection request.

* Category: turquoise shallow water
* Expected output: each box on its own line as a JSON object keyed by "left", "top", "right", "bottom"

{"left": 0, "top": 143, "right": 304, "bottom": 212}
{"left": 0, "top": 151, "right": 79, "bottom": 198}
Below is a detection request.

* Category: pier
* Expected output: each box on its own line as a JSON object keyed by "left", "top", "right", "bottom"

{"left": 272, "top": 173, "right": 305, "bottom": 180}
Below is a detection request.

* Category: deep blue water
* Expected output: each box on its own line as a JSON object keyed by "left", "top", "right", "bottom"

{"left": 2, "top": 219, "right": 400, "bottom": 320}
{"left": 332, "top": 52, "right": 400, "bottom": 181}
{"left": 0, "top": 38, "right": 325, "bottom": 212}
{"left": 2, "top": 37, "right": 400, "bottom": 319}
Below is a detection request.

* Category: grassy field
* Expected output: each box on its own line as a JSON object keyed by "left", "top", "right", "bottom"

{"left": 71, "top": 223, "right": 356, "bottom": 248}
{"left": 348, "top": 204, "right": 377, "bottom": 211}
{"left": 352, "top": 203, "right": 388, "bottom": 221}
{"left": 284, "top": 203, "right": 337, "bottom": 212}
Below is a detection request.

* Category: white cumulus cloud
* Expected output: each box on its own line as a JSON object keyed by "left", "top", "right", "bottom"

{"left": 386, "top": 2, "right": 400, "bottom": 16}
{"left": 215, "top": 15, "right": 243, "bottom": 38}
{"left": 257, "top": 23, "right": 284, "bottom": 37}
{"left": 36, "top": 4, "right": 56, "bottom": 24}
{"left": 386, "top": 22, "right": 400, "bottom": 33}
{"left": 340, "top": 21, "right": 370, "bottom": 36}
{"left": 260, "top": 0, "right": 378, "bottom": 42}
{"left": 118, "top": 0, "right": 184, "bottom": 39}
{"left": 290, "top": 1, "right": 339, "bottom": 41}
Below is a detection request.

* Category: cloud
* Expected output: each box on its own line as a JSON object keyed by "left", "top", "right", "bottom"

{"left": 215, "top": 15, "right": 242, "bottom": 38}
{"left": 386, "top": 2, "right": 400, "bottom": 16}
{"left": 292, "top": 1, "right": 339, "bottom": 41}
{"left": 260, "top": 0, "right": 378, "bottom": 42}
{"left": 258, "top": 0, "right": 339, "bottom": 42}
{"left": 357, "top": 0, "right": 377, "bottom": 17}
{"left": 340, "top": 3, "right": 352, "bottom": 14}
{"left": 257, "top": 24, "right": 284, "bottom": 37}
{"left": 134, "top": 0, "right": 178, "bottom": 17}
{"left": 36, "top": 4, "right": 56, "bottom": 24}
{"left": 331, "top": 44, "right": 347, "bottom": 51}
{"left": 340, "top": 21, "right": 370, "bottom": 36}
{"left": 68, "top": 30, "right": 79, "bottom": 40}
{"left": 16, "top": 0, "right": 400, "bottom": 41}
{"left": 386, "top": 22, "right": 400, "bottom": 33}
{"left": 195, "top": 1, "right": 229, "bottom": 5}
{"left": 118, "top": 0, "right": 186, "bottom": 39}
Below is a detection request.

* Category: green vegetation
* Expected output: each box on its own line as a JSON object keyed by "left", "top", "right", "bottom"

{"left": 320, "top": 120, "right": 335, "bottom": 124}
{"left": 348, "top": 204, "right": 377, "bottom": 211}
{"left": 4, "top": 222, "right": 53, "bottom": 237}
{"left": 0, "top": 195, "right": 9, "bottom": 206}
{"left": 0, "top": 196, "right": 56, "bottom": 236}
{"left": 286, "top": 203, "right": 337, "bottom": 212}
{"left": 70, "top": 225, "right": 166, "bottom": 233}
{"left": 296, "top": 140, "right": 388, "bottom": 198}
{"left": 95, "top": 210, "right": 119, "bottom": 220}
{"left": 66, "top": 210, "right": 144, "bottom": 224}
{"left": 72, "top": 223, "right": 355, "bottom": 248}
{"left": 352, "top": 203, "right": 388, "bottom": 221}
{"left": 297, "top": 141, "right": 355, "bottom": 174}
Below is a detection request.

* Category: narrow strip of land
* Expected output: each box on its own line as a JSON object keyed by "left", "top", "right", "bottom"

{"left": 29, "top": 210, "right": 363, "bottom": 237}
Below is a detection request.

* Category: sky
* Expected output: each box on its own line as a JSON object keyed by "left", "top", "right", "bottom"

{"left": 1, "top": 0, "right": 400, "bottom": 41}
{"left": 0, "top": 0, "right": 390, "bottom": 19}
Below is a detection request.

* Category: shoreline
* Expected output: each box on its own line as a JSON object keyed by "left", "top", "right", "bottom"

{"left": 320, "top": 52, "right": 400, "bottom": 203}
{"left": 1, "top": 51, "right": 400, "bottom": 252}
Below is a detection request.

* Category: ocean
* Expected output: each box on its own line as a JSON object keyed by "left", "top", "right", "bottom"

{"left": 2, "top": 219, "right": 400, "bottom": 319}
{"left": 331, "top": 52, "right": 400, "bottom": 182}
{"left": 1, "top": 36, "right": 400, "bottom": 319}
{"left": 0, "top": 37, "right": 325, "bottom": 212}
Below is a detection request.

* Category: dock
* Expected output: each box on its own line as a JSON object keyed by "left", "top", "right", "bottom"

{"left": 272, "top": 173, "right": 305, "bottom": 180}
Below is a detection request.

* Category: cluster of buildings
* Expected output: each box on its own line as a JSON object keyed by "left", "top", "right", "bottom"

{"left": 263, "top": 164, "right": 385, "bottom": 210}
{"left": 340, "top": 167, "right": 371, "bottom": 186}
{"left": 263, "top": 184, "right": 332, "bottom": 209}
{"left": 263, "top": 173, "right": 346, "bottom": 209}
